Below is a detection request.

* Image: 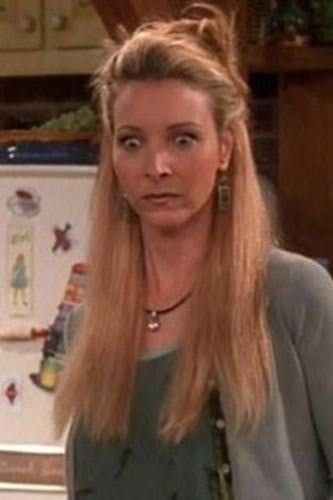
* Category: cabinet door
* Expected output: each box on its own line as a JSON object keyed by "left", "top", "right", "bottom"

{"left": 0, "top": 0, "right": 42, "bottom": 50}
{"left": 279, "top": 72, "right": 333, "bottom": 261}
{"left": 45, "top": 0, "right": 107, "bottom": 49}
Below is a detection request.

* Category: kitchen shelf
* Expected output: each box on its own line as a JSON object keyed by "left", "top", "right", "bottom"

{"left": 0, "top": 48, "right": 104, "bottom": 77}
{"left": 0, "top": 164, "right": 97, "bottom": 177}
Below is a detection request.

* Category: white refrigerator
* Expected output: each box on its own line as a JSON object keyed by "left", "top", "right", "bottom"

{"left": 0, "top": 164, "right": 96, "bottom": 499}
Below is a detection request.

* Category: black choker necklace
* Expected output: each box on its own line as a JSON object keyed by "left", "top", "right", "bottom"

{"left": 145, "top": 291, "right": 192, "bottom": 332}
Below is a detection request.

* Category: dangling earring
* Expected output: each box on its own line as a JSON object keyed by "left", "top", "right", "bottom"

{"left": 118, "top": 191, "right": 130, "bottom": 216}
{"left": 217, "top": 171, "right": 231, "bottom": 212}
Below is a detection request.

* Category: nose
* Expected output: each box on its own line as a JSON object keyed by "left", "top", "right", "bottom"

{"left": 145, "top": 149, "right": 172, "bottom": 180}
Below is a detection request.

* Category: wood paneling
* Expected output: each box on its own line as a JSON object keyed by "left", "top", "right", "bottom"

{"left": 279, "top": 73, "right": 333, "bottom": 260}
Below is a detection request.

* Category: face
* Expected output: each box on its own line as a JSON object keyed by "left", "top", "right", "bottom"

{"left": 112, "top": 79, "right": 233, "bottom": 232}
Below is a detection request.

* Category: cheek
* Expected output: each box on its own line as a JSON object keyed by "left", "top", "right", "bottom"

{"left": 197, "top": 175, "right": 217, "bottom": 204}
{"left": 187, "top": 158, "right": 219, "bottom": 201}
{"left": 112, "top": 164, "right": 142, "bottom": 204}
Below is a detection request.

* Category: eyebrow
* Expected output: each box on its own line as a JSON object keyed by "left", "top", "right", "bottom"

{"left": 115, "top": 122, "right": 202, "bottom": 133}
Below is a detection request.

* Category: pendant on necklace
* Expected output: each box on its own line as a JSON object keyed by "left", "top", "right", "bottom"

{"left": 147, "top": 310, "right": 161, "bottom": 332}
{"left": 145, "top": 289, "right": 192, "bottom": 333}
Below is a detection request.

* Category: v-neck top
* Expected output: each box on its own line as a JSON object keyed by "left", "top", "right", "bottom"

{"left": 71, "top": 349, "right": 230, "bottom": 500}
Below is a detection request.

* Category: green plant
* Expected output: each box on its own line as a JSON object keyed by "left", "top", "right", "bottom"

{"left": 35, "top": 105, "right": 100, "bottom": 132}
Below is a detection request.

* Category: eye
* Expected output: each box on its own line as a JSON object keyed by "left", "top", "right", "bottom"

{"left": 174, "top": 133, "right": 198, "bottom": 148}
{"left": 117, "top": 135, "right": 141, "bottom": 151}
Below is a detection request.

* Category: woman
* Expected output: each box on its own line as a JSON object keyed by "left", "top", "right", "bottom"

{"left": 55, "top": 4, "right": 333, "bottom": 499}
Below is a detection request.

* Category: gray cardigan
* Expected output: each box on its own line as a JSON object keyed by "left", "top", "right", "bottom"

{"left": 227, "top": 248, "right": 333, "bottom": 500}
{"left": 64, "top": 248, "right": 333, "bottom": 499}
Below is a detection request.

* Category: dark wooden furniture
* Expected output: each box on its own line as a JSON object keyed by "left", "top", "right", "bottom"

{"left": 248, "top": 44, "right": 333, "bottom": 267}
{"left": 279, "top": 71, "right": 333, "bottom": 265}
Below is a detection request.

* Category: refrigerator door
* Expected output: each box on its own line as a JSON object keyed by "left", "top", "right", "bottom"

{"left": 0, "top": 165, "right": 96, "bottom": 499}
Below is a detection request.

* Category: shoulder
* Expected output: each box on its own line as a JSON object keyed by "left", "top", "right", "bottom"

{"left": 266, "top": 246, "right": 333, "bottom": 343}
{"left": 267, "top": 246, "right": 332, "bottom": 297}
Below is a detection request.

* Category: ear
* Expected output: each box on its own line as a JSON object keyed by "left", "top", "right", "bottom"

{"left": 218, "top": 128, "right": 234, "bottom": 172}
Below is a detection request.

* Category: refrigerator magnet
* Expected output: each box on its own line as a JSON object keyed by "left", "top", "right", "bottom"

{"left": 0, "top": 373, "right": 23, "bottom": 414}
{"left": 7, "top": 223, "right": 33, "bottom": 317}
{"left": 7, "top": 188, "right": 41, "bottom": 218}
{"left": 52, "top": 222, "right": 73, "bottom": 254}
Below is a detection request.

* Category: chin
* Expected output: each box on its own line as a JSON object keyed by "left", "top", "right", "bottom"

{"left": 140, "top": 210, "right": 192, "bottom": 232}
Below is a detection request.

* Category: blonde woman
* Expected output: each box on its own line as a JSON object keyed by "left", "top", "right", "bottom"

{"left": 55, "top": 4, "right": 333, "bottom": 499}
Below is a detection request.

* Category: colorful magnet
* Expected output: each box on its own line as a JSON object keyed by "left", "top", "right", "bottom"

{"left": 52, "top": 222, "right": 73, "bottom": 253}
{"left": 7, "top": 223, "right": 33, "bottom": 317}
{"left": 0, "top": 374, "right": 23, "bottom": 414}
{"left": 7, "top": 188, "right": 41, "bottom": 217}
{"left": 29, "top": 262, "right": 88, "bottom": 393}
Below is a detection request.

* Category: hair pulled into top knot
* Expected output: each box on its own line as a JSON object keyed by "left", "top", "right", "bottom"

{"left": 177, "top": 3, "right": 247, "bottom": 98}
{"left": 184, "top": 6, "right": 241, "bottom": 74}
{"left": 94, "top": 2, "right": 248, "bottom": 132}
{"left": 128, "top": 3, "right": 246, "bottom": 96}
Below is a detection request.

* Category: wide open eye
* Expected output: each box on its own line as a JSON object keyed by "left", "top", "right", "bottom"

{"left": 174, "top": 133, "right": 198, "bottom": 148}
{"left": 117, "top": 135, "right": 142, "bottom": 151}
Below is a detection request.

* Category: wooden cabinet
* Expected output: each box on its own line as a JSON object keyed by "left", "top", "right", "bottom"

{"left": 0, "top": 0, "right": 42, "bottom": 50}
{"left": 246, "top": 43, "right": 333, "bottom": 266}
{"left": 0, "top": 0, "right": 107, "bottom": 76}
{"left": 44, "top": 0, "right": 106, "bottom": 49}
{"left": 247, "top": 44, "right": 333, "bottom": 266}
{"left": 279, "top": 72, "right": 333, "bottom": 265}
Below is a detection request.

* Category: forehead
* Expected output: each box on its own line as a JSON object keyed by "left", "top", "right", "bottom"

{"left": 112, "top": 79, "right": 214, "bottom": 127}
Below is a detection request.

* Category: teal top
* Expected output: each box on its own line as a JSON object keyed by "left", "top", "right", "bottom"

{"left": 72, "top": 348, "right": 230, "bottom": 500}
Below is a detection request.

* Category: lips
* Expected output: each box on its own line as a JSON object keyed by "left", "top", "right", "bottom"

{"left": 142, "top": 192, "right": 179, "bottom": 205}
{"left": 143, "top": 192, "right": 178, "bottom": 199}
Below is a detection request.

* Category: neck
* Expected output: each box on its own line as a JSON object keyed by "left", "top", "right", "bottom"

{"left": 141, "top": 209, "right": 213, "bottom": 304}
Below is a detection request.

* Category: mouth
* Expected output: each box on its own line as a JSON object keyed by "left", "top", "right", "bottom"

{"left": 142, "top": 193, "right": 179, "bottom": 205}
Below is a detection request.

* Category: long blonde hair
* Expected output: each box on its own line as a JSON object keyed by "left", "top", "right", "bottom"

{"left": 55, "top": 3, "right": 272, "bottom": 443}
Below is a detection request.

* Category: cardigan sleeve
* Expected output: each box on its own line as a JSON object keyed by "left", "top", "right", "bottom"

{"left": 291, "top": 258, "right": 333, "bottom": 496}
